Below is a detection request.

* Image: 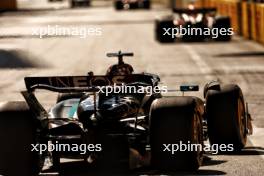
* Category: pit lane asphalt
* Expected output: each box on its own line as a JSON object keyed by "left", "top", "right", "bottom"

{"left": 0, "top": 0, "right": 263, "bottom": 175}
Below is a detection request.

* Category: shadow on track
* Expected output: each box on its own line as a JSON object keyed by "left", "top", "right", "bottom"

{"left": 215, "top": 51, "right": 264, "bottom": 58}
{"left": 41, "top": 158, "right": 227, "bottom": 176}
{"left": 210, "top": 146, "right": 264, "bottom": 156}
{"left": 232, "top": 146, "right": 264, "bottom": 156}
{"left": 202, "top": 155, "right": 227, "bottom": 166}
{"left": 0, "top": 49, "right": 48, "bottom": 68}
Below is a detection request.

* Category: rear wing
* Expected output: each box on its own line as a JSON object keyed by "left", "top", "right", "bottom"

{"left": 24, "top": 74, "right": 160, "bottom": 92}
{"left": 23, "top": 74, "right": 159, "bottom": 119}
{"left": 107, "top": 52, "right": 134, "bottom": 58}
{"left": 172, "top": 7, "right": 217, "bottom": 15}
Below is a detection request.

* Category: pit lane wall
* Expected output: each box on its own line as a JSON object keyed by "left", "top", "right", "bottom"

{"left": 0, "top": 0, "right": 17, "bottom": 11}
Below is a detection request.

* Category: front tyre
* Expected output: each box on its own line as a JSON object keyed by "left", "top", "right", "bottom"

{"left": 142, "top": 0, "right": 151, "bottom": 9}
{"left": 115, "top": 0, "right": 123, "bottom": 10}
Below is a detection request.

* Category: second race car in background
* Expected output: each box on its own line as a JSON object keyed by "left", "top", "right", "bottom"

{"left": 155, "top": 4, "right": 232, "bottom": 43}
{"left": 114, "top": 0, "right": 151, "bottom": 10}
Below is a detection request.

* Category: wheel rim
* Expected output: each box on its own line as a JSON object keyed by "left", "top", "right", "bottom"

{"left": 192, "top": 113, "right": 203, "bottom": 166}
{"left": 237, "top": 97, "right": 246, "bottom": 145}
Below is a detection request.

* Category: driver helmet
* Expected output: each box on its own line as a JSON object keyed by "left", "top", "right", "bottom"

{"left": 106, "top": 58, "right": 134, "bottom": 75}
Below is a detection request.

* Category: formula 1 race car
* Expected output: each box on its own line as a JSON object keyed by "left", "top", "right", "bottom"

{"left": 155, "top": 5, "right": 232, "bottom": 43}
{"left": 114, "top": 0, "right": 151, "bottom": 10}
{"left": 0, "top": 51, "right": 252, "bottom": 176}
{"left": 71, "top": 0, "right": 91, "bottom": 8}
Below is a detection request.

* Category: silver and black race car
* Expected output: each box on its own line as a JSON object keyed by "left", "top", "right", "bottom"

{"left": 155, "top": 4, "right": 232, "bottom": 43}
{"left": 114, "top": 0, "right": 151, "bottom": 10}
{"left": 0, "top": 51, "right": 252, "bottom": 176}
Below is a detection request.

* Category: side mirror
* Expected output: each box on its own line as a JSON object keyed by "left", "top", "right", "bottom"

{"left": 180, "top": 85, "right": 199, "bottom": 92}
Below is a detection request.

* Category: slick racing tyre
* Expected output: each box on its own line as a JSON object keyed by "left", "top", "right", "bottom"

{"left": 71, "top": 0, "right": 76, "bottom": 8}
{"left": 143, "top": 0, "right": 151, "bottom": 9}
{"left": 85, "top": 0, "right": 91, "bottom": 7}
{"left": 71, "top": 0, "right": 90, "bottom": 8}
{"left": 205, "top": 84, "right": 247, "bottom": 151}
{"left": 0, "top": 102, "right": 41, "bottom": 176}
{"left": 182, "top": 22, "right": 207, "bottom": 42}
{"left": 155, "top": 19, "right": 175, "bottom": 43}
{"left": 150, "top": 97, "right": 204, "bottom": 171}
{"left": 213, "top": 16, "right": 232, "bottom": 41}
{"left": 115, "top": 0, "right": 123, "bottom": 10}
{"left": 81, "top": 0, "right": 91, "bottom": 7}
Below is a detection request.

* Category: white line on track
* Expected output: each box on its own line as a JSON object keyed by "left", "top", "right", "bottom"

{"left": 182, "top": 45, "right": 213, "bottom": 80}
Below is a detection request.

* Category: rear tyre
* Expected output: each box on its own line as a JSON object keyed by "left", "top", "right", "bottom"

{"left": 155, "top": 19, "right": 175, "bottom": 43}
{"left": 143, "top": 0, "right": 151, "bottom": 9}
{"left": 71, "top": 0, "right": 76, "bottom": 8}
{"left": 0, "top": 102, "right": 41, "bottom": 176}
{"left": 115, "top": 0, "right": 123, "bottom": 10}
{"left": 182, "top": 22, "right": 207, "bottom": 42}
{"left": 85, "top": 0, "right": 91, "bottom": 7}
{"left": 150, "top": 97, "right": 204, "bottom": 171}
{"left": 205, "top": 84, "right": 247, "bottom": 151}
{"left": 213, "top": 16, "right": 232, "bottom": 41}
